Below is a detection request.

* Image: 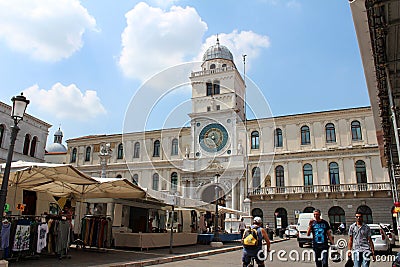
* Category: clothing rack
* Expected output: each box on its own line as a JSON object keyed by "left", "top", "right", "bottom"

{"left": 1, "top": 214, "right": 72, "bottom": 261}
{"left": 75, "top": 214, "right": 112, "bottom": 251}
{"left": 1, "top": 215, "right": 44, "bottom": 261}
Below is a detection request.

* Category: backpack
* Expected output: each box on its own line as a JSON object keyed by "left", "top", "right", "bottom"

{"left": 242, "top": 226, "right": 260, "bottom": 247}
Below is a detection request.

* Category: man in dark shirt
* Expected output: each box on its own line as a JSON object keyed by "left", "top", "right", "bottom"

{"left": 307, "top": 209, "right": 334, "bottom": 267}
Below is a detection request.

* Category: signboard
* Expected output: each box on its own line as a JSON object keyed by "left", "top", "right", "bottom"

{"left": 276, "top": 217, "right": 282, "bottom": 228}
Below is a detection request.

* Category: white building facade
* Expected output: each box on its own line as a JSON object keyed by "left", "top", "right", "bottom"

{"left": 0, "top": 100, "right": 51, "bottom": 163}
{"left": 66, "top": 41, "right": 393, "bottom": 231}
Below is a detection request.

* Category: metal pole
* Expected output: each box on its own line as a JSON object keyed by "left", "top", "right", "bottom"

{"left": 242, "top": 55, "right": 249, "bottom": 201}
{"left": 169, "top": 205, "right": 174, "bottom": 254}
{"left": 0, "top": 122, "right": 19, "bottom": 259}
{"left": 212, "top": 173, "right": 221, "bottom": 242}
{"left": 213, "top": 184, "right": 220, "bottom": 241}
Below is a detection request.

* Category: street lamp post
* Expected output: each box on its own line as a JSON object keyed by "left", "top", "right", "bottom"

{"left": 212, "top": 173, "right": 221, "bottom": 242}
{"left": 0, "top": 93, "right": 29, "bottom": 258}
{"left": 99, "top": 143, "right": 112, "bottom": 178}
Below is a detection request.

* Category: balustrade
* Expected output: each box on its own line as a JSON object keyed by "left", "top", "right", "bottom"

{"left": 248, "top": 182, "right": 391, "bottom": 196}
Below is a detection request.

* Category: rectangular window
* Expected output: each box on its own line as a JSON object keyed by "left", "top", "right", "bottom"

{"left": 213, "top": 83, "right": 220, "bottom": 94}
{"left": 206, "top": 83, "right": 213, "bottom": 96}
{"left": 216, "top": 105, "right": 220, "bottom": 110}
{"left": 207, "top": 106, "right": 211, "bottom": 112}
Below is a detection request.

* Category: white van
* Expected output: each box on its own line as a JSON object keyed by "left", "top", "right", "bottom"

{"left": 297, "top": 213, "right": 315, "bottom": 247}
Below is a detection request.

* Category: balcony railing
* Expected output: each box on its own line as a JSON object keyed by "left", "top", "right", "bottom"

{"left": 190, "top": 66, "right": 236, "bottom": 77}
{"left": 248, "top": 182, "right": 391, "bottom": 196}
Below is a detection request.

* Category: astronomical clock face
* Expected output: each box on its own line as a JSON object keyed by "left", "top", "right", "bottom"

{"left": 199, "top": 123, "right": 229, "bottom": 153}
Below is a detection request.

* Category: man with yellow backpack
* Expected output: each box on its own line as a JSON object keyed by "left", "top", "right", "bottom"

{"left": 241, "top": 217, "right": 271, "bottom": 267}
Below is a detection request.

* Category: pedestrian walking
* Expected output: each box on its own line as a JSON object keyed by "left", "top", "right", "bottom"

{"left": 307, "top": 209, "right": 335, "bottom": 267}
{"left": 347, "top": 212, "right": 375, "bottom": 267}
{"left": 239, "top": 217, "right": 246, "bottom": 237}
{"left": 241, "top": 216, "right": 271, "bottom": 267}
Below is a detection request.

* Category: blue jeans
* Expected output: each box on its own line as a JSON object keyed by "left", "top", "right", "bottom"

{"left": 313, "top": 247, "right": 329, "bottom": 267}
{"left": 352, "top": 251, "right": 371, "bottom": 267}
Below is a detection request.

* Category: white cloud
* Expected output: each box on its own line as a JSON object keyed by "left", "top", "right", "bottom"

{"left": 23, "top": 83, "right": 106, "bottom": 121}
{"left": 196, "top": 31, "right": 271, "bottom": 72}
{"left": 119, "top": 2, "right": 208, "bottom": 81}
{"left": 148, "top": 0, "right": 181, "bottom": 9}
{"left": 0, "top": 0, "right": 97, "bottom": 62}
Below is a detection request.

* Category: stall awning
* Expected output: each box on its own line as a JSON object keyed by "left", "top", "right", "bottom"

{"left": 82, "top": 177, "right": 147, "bottom": 199}
{"left": 0, "top": 161, "right": 98, "bottom": 197}
{"left": 218, "top": 206, "right": 247, "bottom": 216}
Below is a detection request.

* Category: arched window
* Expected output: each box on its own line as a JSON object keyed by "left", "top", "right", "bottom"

{"left": 213, "top": 80, "right": 220, "bottom": 95}
{"left": 117, "top": 143, "right": 123, "bottom": 159}
{"left": 355, "top": 160, "right": 367, "bottom": 190}
{"left": 116, "top": 174, "right": 122, "bottom": 178}
{"left": 356, "top": 205, "right": 373, "bottom": 224}
{"left": 171, "top": 172, "right": 178, "bottom": 192}
{"left": 132, "top": 174, "right": 139, "bottom": 185}
{"left": 152, "top": 173, "right": 159, "bottom": 190}
{"left": 23, "top": 134, "right": 30, "bottom": 155}
{"left": 251, "top": 131, "right": 259, "bottom": 149}
{"left": 133, "top": 142, "right": 140, "bottom": 158}
{"left": 329, "top": 162, "right": 340, "bottom": 185}
{"left": 275, "top": 165, "right": 284, "bottom": 188}
{"left": 71, "top": 148, "right": 77, "bottom": 163}
{"left": 251, "top": 208, "right": 263, "bottom": 218}
{"left": 303, "top": 206, "right": 315, "bottom": 213}
{"left": 171, "top": 138, "right": 178, "bottom": 155}
{"left": 301, "top": 125, "right": 310, "bottom": 145}
{"left": 252, "top": 167, "right": 261, "bottom": 188}
{"left": 303, "top": 163, "right": 313, "bottom": 192}
{"left": 153, "top": 140, "right": 160, "bottom": 157}
{"left": 328, "top": 206, "right": 345, "bottom": 229}
{"left": 210, "top": 64, "right": 216, "bottom": 69}
{"left": 325, "top": 123, "right": 336, "bottom": 143}
{"left": 29, "top": 136, "right": 37, "bottom": 157}
{"left": 0, "top": 124, "right": 4, "bottom": 148}
{"left": 351, "top": 121, "right": 362, "bottom": 141}
{"left": 85, "top": 147, "right": 91, "bottom": 161}
{"left": 274, "top": 128, "right": 283, "bottom": 147}
{"left": 222, "top": 64, "right": 227, "bottom": 68}
{"left": 275, "top": 208, "right": 288, "bottom": 229}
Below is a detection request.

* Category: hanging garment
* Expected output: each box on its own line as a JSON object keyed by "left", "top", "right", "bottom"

{"left": 12, "top": 225, "right": 30, "bottom": 251}
{"left": 55, "top": 221, "right": 70, "bottom": 255}
{"left": 1, "top": 222, "right": 11, "bottom": 249}
{"left": 37, "top": 223, "right": 48, "bottom": 253}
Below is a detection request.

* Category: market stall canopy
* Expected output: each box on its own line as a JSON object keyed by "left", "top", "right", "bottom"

{"left": 0, "top": 161, "right": 98, "bottom": 197}
{"left": 81, "top": 177, "right": 147, "bottom": 199}
{"left": 218, "top": 206, "right": 248, "bottom": 216}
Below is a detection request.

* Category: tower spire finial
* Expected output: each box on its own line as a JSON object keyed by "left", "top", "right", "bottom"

{"left": 216, "top": 34, "right": 219, "bottom": 45}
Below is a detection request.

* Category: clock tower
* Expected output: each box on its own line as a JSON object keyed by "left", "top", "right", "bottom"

{"left": 189, "top": 38, "right": 246, "bottom": 159}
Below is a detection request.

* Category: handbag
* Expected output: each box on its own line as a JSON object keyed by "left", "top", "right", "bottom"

{"left": 344, "top": 257, "right": 354, "bottom": 267}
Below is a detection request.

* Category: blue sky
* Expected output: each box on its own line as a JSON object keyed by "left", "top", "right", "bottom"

{"left": 0, "top": 0, "right": 369, "bottom": 147}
